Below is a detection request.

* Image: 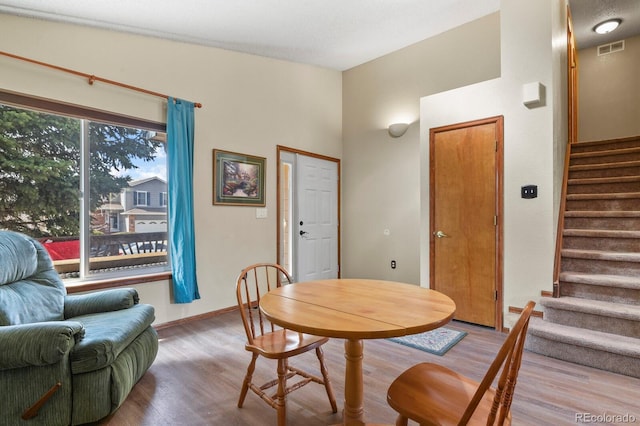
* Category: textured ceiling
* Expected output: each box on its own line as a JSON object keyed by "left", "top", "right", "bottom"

{"left": 0, "top": 0, "right": 637, "bottom": 70}
{"left": 0, "top": 0, "right": 500, "bottom": 70}
{"left": 569, "top": 0, "right": 640, "bottom": 49}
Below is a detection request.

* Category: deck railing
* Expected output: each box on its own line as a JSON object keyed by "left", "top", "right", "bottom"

{"left": 42, "top": 232, "right": 168, "bottom": 274}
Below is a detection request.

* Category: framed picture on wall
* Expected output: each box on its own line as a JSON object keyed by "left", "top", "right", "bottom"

{"left": 213, "top": 149, "right": 266, "bottom": 206}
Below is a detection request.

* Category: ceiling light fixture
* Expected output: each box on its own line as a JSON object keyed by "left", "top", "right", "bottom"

{"left": 594, "top": 19, "right": 621, "bottom": 34}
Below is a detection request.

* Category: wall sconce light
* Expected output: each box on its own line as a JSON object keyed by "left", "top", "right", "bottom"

{"left": 388, "top": 122, "right": 410, "bottom": 138}
{"left": 594, "top": 19, "right": 621, "bottom": 34}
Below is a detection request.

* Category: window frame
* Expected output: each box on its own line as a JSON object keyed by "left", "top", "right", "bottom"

{"left": 134, "top": 190, "right": 151, "bottom": 206}
{"left": 0, "top": 89, "right": 171, "bottom": 289}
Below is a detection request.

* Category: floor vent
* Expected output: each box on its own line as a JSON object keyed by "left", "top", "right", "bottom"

{"left": 598, "top": 40, "right": 625, "bottom": 56}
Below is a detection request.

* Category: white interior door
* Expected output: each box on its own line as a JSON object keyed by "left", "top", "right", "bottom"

{"left": 294, "top": 154, "right": 339, "bottom": 282}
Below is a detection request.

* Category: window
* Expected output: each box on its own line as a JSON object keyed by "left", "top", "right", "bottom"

{"left": 160, "top": 192, "right": 168, "bottom": 207}
{"left": 134, "top": 191, "right": 150, "bottom": 206}
{"left": 0, "top": 91, "right": 169, "bottom": 282}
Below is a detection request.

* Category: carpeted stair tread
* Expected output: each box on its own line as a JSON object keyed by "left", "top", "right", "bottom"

{"left": 568, "top": 175, "right": 640, "bottom": 185}
{"left": 527, "top": 317, "right": 640, "bottom": 358}
{"left": 563, "top": 229, "right": 640, "bottom": 238}
{"left": 574, "top": 135, "right": 640, "bottom": 146}
{"left": 570, "top": 159, "right": 640, "bottom": 171}
{"left": 540, "top": 297, "right": 640, "bottom": 321}
{"left": 564, "top": 210, "right": 640, "bottom": 218}
{"left": 529, "top": 136, "right": 640, "bottom": 378}
{"left": 566, "top": 192, "right": 640, "bottom": 200}
{"left": 571, "top": 136, "right": 640, "bottom": 153}
{"left": 559, "top": 272, "right": 640, "bottom": 289}
{"left": 561, "top": 249, "right": 640, "bottom": 262}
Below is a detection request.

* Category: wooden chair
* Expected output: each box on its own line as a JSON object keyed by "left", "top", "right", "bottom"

{"left": 235, "top": 263, "right": 337, "bottom": 425}
{"left": 386, "top": 301, "right": 536, "bottom": 426}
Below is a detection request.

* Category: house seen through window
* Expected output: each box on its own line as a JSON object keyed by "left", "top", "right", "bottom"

{"left": 0, "top": 97, "right": 169, "bottom": 282}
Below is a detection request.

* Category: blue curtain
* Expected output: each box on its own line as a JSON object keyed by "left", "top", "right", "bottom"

{"left": 167, "top": 98, "right": 200, "bottom": 303}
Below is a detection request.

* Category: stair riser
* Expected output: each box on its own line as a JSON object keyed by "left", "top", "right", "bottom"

{"left": 525, "top": 335, "right": 640, "bottom": 379}
{"left": 569, "top": 166, "right": 640, "bottom": 179}
{"left": 560, "top": 282, "right": 640, "bottom": 305}
{"left": 571, "top": 139, "right": 640, "bottom": 154}
{"left": 567, "top": 181, "right": 640, "bottom": 194}
{"left": 566, "top": 199, "right": 640, "bottom": 211}
{"left": 536, "top": 138, "right": 640, "bottom": 380}
{"left": 561, "top": 257, "right": 640, "bottom": 275}
{"left": 564, "top": 217, "right": 640, "bottom": 230}
{"left": 569, "top": 146, "right": 640, "bottom": 161}
{"left": 544, "top": 308, "right": 640, "bottom": 339}
{"left": 563, "top": 236, "right": 640, "bottom": 252}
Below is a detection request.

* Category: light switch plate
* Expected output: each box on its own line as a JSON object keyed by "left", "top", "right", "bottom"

{"left": 256, "top": 208, "right": 268, "bottom": 219}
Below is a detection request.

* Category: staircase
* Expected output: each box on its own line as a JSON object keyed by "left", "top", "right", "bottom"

{"left": 526, "top": 135, "right": 640, "bottom": 378}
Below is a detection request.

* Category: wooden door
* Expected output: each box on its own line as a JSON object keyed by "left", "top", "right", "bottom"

{"left": 430, "top": 116, "right": 503, "bottom": 328}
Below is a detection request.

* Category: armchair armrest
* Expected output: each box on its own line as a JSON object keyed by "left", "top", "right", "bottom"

{"left": 64, "top": 288, "right": 139, "bottom": 318}
{"left": 0, "top": 321, "right": 84, "bottom": 370}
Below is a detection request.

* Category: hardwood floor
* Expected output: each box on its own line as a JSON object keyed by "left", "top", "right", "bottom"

{"left": 97, "top": 309, "right": 640, "bottom": 425}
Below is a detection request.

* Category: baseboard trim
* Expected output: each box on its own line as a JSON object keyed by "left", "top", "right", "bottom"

{"left": 509, "top": 305, "right": 544, "bottom": 318}
{"left": 153, "top": 305, "right": 238, "bottom": 331}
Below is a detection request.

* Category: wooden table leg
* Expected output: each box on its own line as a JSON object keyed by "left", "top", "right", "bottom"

{"left": 343, "top": 338, "right": 365, "bottom": 425}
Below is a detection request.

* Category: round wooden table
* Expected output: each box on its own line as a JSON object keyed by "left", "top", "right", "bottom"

{"left": 259, "top": 278, "right": 456, "bottom": 426}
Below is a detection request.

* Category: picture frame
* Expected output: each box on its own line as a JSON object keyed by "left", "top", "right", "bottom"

{"left": 213, "top": 149, "right": 266, "bottom": 206}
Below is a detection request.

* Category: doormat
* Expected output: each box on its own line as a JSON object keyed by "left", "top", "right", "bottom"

{"left": 388, "top": 328, "right": 467, "bottom": 356}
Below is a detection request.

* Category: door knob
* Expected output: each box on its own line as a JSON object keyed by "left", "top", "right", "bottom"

{"left": 434, "top": 230, "right": 449, "bottom": 238}
{"left": 300, "top": 230, "right": 308, "bottom": 236}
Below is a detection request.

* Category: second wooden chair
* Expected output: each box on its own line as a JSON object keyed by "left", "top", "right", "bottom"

{"left": 386, "top": 301, "right": 536, "bottom": 426}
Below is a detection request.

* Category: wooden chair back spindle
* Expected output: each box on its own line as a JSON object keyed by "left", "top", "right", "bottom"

{"left": 459, "top": 301, "right": 533, "bottom": 425}
{"left": 236, "top": 263, "right": 293, "bottom": 345}
{"left": 387, "top": 301, "right": 535, "bottom": 426}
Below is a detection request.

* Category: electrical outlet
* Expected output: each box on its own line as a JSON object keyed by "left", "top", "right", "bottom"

{"left": 391, "top": 260, "right": 396, "bottom": 269}
{"left": 521, "top": 185, "right": 537, "bottom": 199}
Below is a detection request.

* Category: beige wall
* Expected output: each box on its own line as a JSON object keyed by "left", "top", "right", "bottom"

{"left": 0, "top": 14, "right": 342, "bottom": 324}
{"left": 342, "top": 0, "right": 568, "bottom": 326}
{"left": 342, "top": 13, "right": 502, "bottom": 284}
{"left": 1, "top": 2, "right": 570, "bottom": 328}
{"left": 578, "top": 34, "right": 640, "bottom": 141}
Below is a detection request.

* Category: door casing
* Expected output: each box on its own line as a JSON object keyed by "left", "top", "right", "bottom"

{"left": 277, "top": 145, "right": 341, "bottom": 281}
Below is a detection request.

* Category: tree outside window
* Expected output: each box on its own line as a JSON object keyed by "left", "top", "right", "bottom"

{"left": 0, "top": 102, "right": 169, "bottom": 280}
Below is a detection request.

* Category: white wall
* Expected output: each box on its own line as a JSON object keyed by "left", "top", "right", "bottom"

{"left": 0, "top": 14, "right": 342, "bottom": 324}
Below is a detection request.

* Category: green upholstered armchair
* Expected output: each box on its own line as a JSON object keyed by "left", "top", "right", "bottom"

{"left": 0, "top": 231, "right": 159, "bottom": 425}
